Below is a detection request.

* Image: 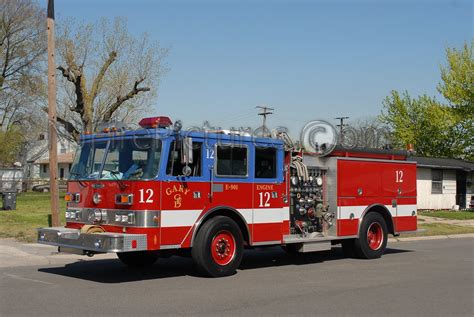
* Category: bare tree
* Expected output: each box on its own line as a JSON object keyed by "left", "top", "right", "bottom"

{"left": 55, "top": 18, "right": 168, "bottom": 140}
{"left": 0, "top": 0, "right": 46, "bottom": 131}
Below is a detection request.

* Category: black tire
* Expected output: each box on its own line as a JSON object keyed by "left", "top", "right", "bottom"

{"left": 341, "top": 239, "right": 357, "bottom": 258}
{"left": 117, "top": 251, "right": 159, "bottom": 267}
{"left": 353, "top": 212, "right": 388, "bottom": 259}
{"left": 192, "top": 216, "right": 244, "bottom": 277}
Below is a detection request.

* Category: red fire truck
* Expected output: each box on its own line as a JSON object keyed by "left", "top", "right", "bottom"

{"left": 38, "top": 116, "right": 417, "bottom": 277}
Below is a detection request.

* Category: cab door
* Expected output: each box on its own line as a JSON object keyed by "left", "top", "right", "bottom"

{"left": 160, "top": 139, "right": 207, "bottom": 246}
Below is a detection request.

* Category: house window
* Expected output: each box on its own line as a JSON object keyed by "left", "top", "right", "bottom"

{"left": 255, "top": 147, "right": 277, "bottom": 179}
{"left": 60, "top": 168, "right": 64, "bottom": 179}
{"left": 42, "top": 164, "right": 47, "bottom": 173}
{"left": 216, "top": 145, "right": 247, "bottom": 177}
{"left": 431, "top": 169, "right": 443, "bottom": 194}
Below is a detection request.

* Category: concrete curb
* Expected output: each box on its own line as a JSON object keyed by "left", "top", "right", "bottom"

{"left": 388, "top": 233, "right": 474, "bottom": 243}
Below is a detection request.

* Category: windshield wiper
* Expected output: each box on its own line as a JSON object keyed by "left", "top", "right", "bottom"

{"left": 104, "top": 170, "right": 128, "bottom": 190}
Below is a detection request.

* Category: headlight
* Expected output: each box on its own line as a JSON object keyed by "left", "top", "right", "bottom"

{"left": 88, "top": 209, "right": 106, "bottom": 223}
{"left": 65, "top": 210, "right": 81, "bottom": 220}
{"left": 93, "top": 193, "right": 102, "bottom": 204}
{"left": 114, "top": 212, "right": 135, "bottom": 224}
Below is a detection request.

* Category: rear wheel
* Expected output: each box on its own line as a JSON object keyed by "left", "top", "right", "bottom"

{"left": 192, "top": 216, "right": 243, "bottom": 277}
{"left": 117, "top": 251, "right": 159, "bottom": 267}
{"left": 353, "top": 212, "right": 388, "bottom": 259}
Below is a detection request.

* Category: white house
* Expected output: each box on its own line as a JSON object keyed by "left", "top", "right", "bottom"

{"left": 36, "top": 152, "right": 75, "bottom": 180}
{"left": 408, "top": 156, "right": 473, "bottom": 210}
{"left": 25, "top": 133, "right": 77, "bottom": 184}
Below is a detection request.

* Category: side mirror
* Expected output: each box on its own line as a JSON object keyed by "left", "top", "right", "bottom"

{"left": 182, "top": 165, "right": 192, "bottom": 177}
{"left": 181, "top": 137, "right": 193, "bottom": 165}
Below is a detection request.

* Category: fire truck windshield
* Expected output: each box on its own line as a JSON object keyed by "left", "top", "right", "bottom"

{"left": 69, "top": 138, "right": 162, "bottom": 180}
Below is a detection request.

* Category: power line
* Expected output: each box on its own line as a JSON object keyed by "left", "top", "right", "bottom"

{"left": 256, "top": 105, "right": 274, "bottom": 137}
{"left": 203, "top": 108, "right": 257, "bottom": 127}
{"left": 335, "top": 116, "right": 349, "bottom": 142}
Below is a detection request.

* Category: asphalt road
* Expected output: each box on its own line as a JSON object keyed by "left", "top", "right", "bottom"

{"left": 1, "top": 238, "right": 473, "bottom": 316}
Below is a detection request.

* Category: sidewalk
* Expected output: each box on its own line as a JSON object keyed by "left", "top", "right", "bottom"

{"left": 0, "top": 238, "right": 115, "bottom": 268}
{"left": 389, "top": 233, "right": 474, "bottom": 242}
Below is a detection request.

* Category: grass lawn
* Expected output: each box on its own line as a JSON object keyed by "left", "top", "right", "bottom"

{"left": 419, "top": 210, "right": 474, "bottom": 220}
{"left": 0, "top": 192, "right": 66, "bottom": 242}
{"left": 403, "top": 223, "right": 474, "bottom": 237}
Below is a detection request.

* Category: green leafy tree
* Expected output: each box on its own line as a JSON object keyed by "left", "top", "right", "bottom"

{"left": 438, "top": 42, "right": 473, "bottom": 116}
{"left": 380, "top": 92, "right": 460, "bottom": 157}
{"left": 380, "top": 41, "right": 473, "bottom": 160}
{"left": 0, "top": 128, "right": 24, "bottom": 166}
{"left": 438, "top": 42, "right": 473, "bottom": 159}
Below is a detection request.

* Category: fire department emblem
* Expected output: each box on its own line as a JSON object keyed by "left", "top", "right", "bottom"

{"left": 174, "top": 194, "right": 182, "bottom": 208}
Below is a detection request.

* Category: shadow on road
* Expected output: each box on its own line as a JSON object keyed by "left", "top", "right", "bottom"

{"left": 38, "top": 246, "right": 411, "bottom": 283}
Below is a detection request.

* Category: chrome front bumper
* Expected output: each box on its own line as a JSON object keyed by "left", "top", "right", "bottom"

{"left": 37, "top": 227, "right": 148, "bottom": 253}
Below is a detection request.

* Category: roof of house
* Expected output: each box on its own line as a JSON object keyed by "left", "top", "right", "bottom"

{"left": 26, "top": 132, "right": 77, "bottom": 163}
{"left": 37, "top": 152, "right": 75, "bottom": 165}
{"left": 408, "top": 156, "right": 474, "bottom": 171}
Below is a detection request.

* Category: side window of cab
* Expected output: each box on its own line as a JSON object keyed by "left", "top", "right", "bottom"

{"left": 166, "top": 141, "right": 202, "bottom": 177}
{"left": 255, "top": 147, "right": 277, "bottom": 179}
{"left": 215, "top": 145, "right": 248, "bottom": 177}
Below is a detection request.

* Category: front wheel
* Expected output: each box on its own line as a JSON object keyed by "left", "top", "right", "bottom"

{"left": 117, "top": 251, "right": 159, "bottom": 267}
{"left": 192, "top": 216, "right": 243, "bottom": 277}
{"left": 353, "top": 212, "right": 388, "bottom": 259}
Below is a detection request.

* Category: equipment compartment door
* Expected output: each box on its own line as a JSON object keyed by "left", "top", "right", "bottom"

{"left": 381, "top": 162, "right": 417, "bottom": 232}
{"left": 252, "top": 145, "right": 286, "bottom": 244}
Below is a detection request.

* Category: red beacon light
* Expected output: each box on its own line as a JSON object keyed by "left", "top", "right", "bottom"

{"left": 139, "top": 116, "right": 173, "bottom": 129}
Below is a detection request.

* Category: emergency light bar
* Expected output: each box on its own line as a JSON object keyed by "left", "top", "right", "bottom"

{"left": 139, "top": 116, "right": 173, "bottom": 129}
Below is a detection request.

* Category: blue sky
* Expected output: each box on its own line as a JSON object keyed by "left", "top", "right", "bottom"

{"left": 48, "top": 0, "right": 472, "bottom": 134}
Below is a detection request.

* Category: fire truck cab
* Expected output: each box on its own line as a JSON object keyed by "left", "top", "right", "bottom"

{"left": 38, "top": 116, "right": 417, "bottom": 277}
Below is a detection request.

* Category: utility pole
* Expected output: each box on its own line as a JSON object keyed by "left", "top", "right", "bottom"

{"left": 335, "top": 116, "right": 349, "bottom": 143}
{"left": 256, "top": 106, "right": 274, "bottom": 137}
{"left": 47, "top": 0, "right": 59, "bottom": 227}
